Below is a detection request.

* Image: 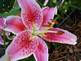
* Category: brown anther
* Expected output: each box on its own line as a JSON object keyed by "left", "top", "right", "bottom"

{"left": 51, "top": 20, "right": 59, "bottom": 24}
{"left": 43, "top": 22, "right": 51, "bottom": 27}
{"left": 43, "top": 20, "right": 59, "bottom": 30}
{"left": 48, "top": 22, "right": 52, "bottom": 27}
{"left": 56, "top": 31, "right": 64, "bottom": 35}
{"left": 47, "top": 20, "right": 59, "bottom": 27}
{"left": 47, "top": 20, "right": 58, "bottom": 27}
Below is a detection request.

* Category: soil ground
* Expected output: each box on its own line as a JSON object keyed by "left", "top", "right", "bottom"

{"left": 49, "top": 9, "right": 81, "bottom": 61}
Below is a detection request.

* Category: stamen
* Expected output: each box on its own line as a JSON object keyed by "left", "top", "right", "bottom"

{"left": 36, "top": 30, "right": 58, "bottom": 36}
{"left": 56, "top": 31, "right": 64, "bottom": 35}
{"left": 43, "top": 20, "right": 59, "bottom": 30}
{"left": 50, "top": 20, "right": 59, "bottom": 26}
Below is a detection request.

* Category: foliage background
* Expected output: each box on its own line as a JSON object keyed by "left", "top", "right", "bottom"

{"left": 0, "top": 0, "right": 81, "bottom": 17}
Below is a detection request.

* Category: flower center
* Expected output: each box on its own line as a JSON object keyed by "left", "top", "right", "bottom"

{"left": 31, "top": 24, "right": 39, "bottom": 36}
{"left": 31, "top": 20, "right": 59, "bottom": 36}
{"left": 31, "top": 24, "right": 44, "bottom": 36}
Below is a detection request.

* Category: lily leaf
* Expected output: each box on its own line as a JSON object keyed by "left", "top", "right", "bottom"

{"left": 0, "top": 6, "right": 20, "bottom": 17}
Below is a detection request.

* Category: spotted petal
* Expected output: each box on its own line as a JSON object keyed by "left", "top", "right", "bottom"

{"left": 42, "top": 28, "right": 77, "bottom": 45}
{"left": 6, "top": 31, "right": 38, "bottom": 61}
{"left": 5, "top": 16, "right": 26, "bottom": 34}
{"left": 42, "top": 7, "right": 57, "bottom": 26}
{"left": 33, "top": 37, "right": 48, "bottom": 61}
{"left": 17, "top": 0, "right": 43, "bottom": 30}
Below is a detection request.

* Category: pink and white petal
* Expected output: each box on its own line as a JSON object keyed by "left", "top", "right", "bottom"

{"left": 6, "top": 31, "right": 38, "bottom": 61}
{"left": 17, "top": 0, "right": 43, "bottom": 30}
{"left": 0, "top": 17, "right": 5, "bottom": 29}
{"left": 5, "top": 16, "right": 26, "bottom": 34}
{"left": 42, "top": 28, "right": 77, "bottom": 45}
{"left": 0, "top": 36, "right": 4, "bottom": 45}
{"left": 33, "top": 37, "right": 48, "bottom": 61}
{"left": 42, "top": 7, "right": 57, "bottom": 26}
{"left": 43, "top": 0, "right": 49, "bottom": 6}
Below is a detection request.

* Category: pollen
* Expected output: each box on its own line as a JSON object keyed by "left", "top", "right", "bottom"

{"left": 43, "top": 20, "right": 59, "bottom": 30}
{"left": 49, "top": 20, "right": 59, "bottom": 27}
{"left": 56, "top": 31, "right": 64, "bottom": 35}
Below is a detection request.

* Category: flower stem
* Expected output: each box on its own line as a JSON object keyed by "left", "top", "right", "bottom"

{"left": 3, "top": 31, "right": 6, "bottom": 49}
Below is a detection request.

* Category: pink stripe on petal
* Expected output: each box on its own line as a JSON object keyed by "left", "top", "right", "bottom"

{"left": 42, "top": 28, "right": 77, "bottom": 45}
{"left": 42, "top": 7, "right": 57, "bottom": 26}
{"left": 33, "top": 37, "right": 48, "bottom": 61}
{"left": 17, "top": 0, "right": 43, "bottom": 30}
{"left": 5, "top": 16, "right": 26, "bottom": 34}
{"left": 6, "top": 31, "right": 38, "bottom": 61}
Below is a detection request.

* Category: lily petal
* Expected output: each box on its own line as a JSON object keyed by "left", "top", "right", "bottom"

{"left": 33, "top": 37, "right": 48, "bottom": 61}
{"left": 0, "top": 54, "right": 10, "bottom": 61}
{"left": 0, "top": 17, "right": 5, "bottom": 29}
{"left": 42, "top": 7, "right": 57, "bottom": 26}
{"left": 5, "top": 16, "right": 26, "bottom": 34}
{"left": 17, "top": 0, "right": 43, "bottom": 30}
{"left": 6, "top": 31, "right": 38, "bottom": 61}
{"left": 42, "top": 28, "right": 77, "bottom": 45}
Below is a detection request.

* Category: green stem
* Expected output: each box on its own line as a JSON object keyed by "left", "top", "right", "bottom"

{"left": 3, "top": 31, "right": 6, "bottom": 48}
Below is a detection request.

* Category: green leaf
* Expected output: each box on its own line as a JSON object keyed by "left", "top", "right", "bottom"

{"left": 19, "top": 55, "right": 35, "bottom": 61}
{"left": 0, "top": 6, "right": 20, "bottom": 17}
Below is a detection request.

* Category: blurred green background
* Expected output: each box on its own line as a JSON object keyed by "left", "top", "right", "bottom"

{"left": 0, "top": 0, "right": 81, "bottom": 17}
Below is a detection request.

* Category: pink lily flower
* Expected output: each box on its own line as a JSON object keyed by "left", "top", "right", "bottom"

{"left": 1, "top": 0, "right": 77, "bottom": 61}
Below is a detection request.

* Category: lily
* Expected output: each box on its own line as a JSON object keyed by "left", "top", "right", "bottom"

{"left": 0, "top": 0, "right": 77, "bottom": 61}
